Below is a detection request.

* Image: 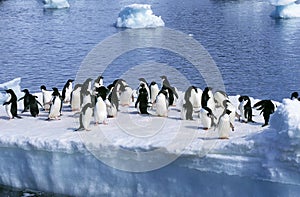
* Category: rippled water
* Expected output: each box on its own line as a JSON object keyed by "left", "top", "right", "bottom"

{"left": 1, "top": 0, "right": 300, "bottom": 101}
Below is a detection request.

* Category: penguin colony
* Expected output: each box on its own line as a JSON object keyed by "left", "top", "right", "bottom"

{"left": 3, "top": 75, "right": 294, "bottom": 139}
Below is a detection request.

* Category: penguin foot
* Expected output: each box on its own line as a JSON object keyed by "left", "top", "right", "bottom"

{"left": 203, "top": 127, "right": 209, "bottom": 130}
{"left": 262, "top": 123, "right": 268, "bottom": 127}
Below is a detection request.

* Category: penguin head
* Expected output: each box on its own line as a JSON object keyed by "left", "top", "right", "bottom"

{"left": 22, "top": 89, "right": 29, "bottom": 94}
{"left": 138, "top": 78, "right": 147, "bottom": 84}
{"left": 67, "top": 79, "right": 74, "bottom": 84}
{"left": 291, "top": 92, "right": 299, "bottom": 100}
{"left": 40, "top": 85, "right": 47, "bottom": 91}
{"left": 223, "top": 100, "right": 230, "bottom": 108}
{"left": 52, "top": 87, "right": 60, "bottom": 96}
{"left": 150, "top": 81, "right": 157, "bottom": 86}
{"left": 5, "top": 89, "right": 14, "bottom": 95}
{"left": 225, "top": 109, "right": 232, "bottom": 115}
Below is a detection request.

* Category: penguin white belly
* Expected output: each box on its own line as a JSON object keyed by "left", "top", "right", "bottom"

{"left": 82, "top": 94, "right": 91, "bottom": 108}
{"left": 150, "top": 85, "right": 159, "bottom": 104}
{"left": 94, "top": 98, "right": 107, "bottom": 123}
{"left": 207, "top": 98, "right": 215, "bottom": 112}
{"left": 156, "top": 95, "right": 168, "bottom": 117}
{"left": 71, "top": 89, "right": 81, "bottom": 111}
{"left": 65, "top": 86, "right": 72, "bottom": 102}
{"left": 218, "top": 114, "right": 230, "bottom": 138}
{"left": 49, "top": 97, "right": 61, "bottom": 119}
{"left": 83, "top": 107, "right": 93, "bottom": 130}
{"left": 5, "top": 103, "right": 13, "bottom": 119}
{"left": 199, "top": 108, "right": 212, "bottom": 129}
{"left": 119, "top": 87, "right": 133, "bottom": 106}
{"left": 238, "top": 101, "right": 246, "bottom": 122}
{"left": 227, "top": 103, "right": 236, "bottom": 125}
{"left": 190, "top": 88, "right": 202, "bottom": 109}
{"left": 43, "top": 91, "right": 52, "bottom": 111}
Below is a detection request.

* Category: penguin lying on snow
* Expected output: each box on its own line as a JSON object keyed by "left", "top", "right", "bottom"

{"left": 3, "top": 89, "right": 21, "bottom": 119}
{"left": 253, "top": 100, "right": 275, "bottom": 127}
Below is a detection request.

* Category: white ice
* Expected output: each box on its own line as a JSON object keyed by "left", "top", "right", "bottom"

{"left": 43, "top": 0, "right": 70, "bottom": 9}
{"left": 0, "top": 78, "right": 300, "bottom": 196}
{"left": 269, "top": 0, "right": 300, "bottom": 18}
{"left": 115, "top": 4, "right": 165, "bottom": 29}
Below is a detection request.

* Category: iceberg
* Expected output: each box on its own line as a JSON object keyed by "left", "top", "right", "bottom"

{"left": 269, "top": 0, "right": 300, "bottom": 18}
{"left": 43, "top": 0, "right": 70, "bottom": 9}
{"left": 0, "top": 78, "right": 300, "bottom": 195}
{"left": 0, "top": 78, "right": 22, "bottom": 104}
{"left": 115, "top": 4, "right": 165, "bottom": 29}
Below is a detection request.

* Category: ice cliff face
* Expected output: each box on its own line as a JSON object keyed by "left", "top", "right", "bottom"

{"left": 269, "top": 0, "right": 300, "bottom": 18}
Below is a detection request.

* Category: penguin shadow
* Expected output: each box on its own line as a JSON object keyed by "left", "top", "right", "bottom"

{"left": 198, "top": 137, "right": 219, "bottom": 140}
{"left": 167, "top": 116, "right": 182, "bottom": 120}
{"left": 185, "top": 125, "right": 199, "bottom": 130}
{"left": 0, "top": 116, "right": 10, "bottom": 120}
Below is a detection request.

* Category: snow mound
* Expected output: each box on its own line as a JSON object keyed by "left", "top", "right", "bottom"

{"left": 0, "top": 78, "right": 22, "bottom": 104}
{"left": 269, "top": 0, "right": 300, "bottom": 18}
{"left": 43, "top": 0, "right": 70, "bottom": 9}
{"left": 115, "top": 4, "right": 165, "bottom": 29}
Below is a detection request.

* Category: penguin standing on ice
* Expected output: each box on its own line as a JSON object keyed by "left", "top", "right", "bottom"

{"left": 75, "top": 103, "right": 94, "bottom": 131}
{"left": 18, "top": 89, "right": 31, "bottom": 113}
{"left": 160, "top": 76, "right": 178, "bottom": 106}
{"left": 217, "top": 109, "right": 234, "bottom": 139}
{"left": 48, "top": 88, "right": 62, "bottom": 120}
{"left": 201, "top": 87, "right": 215, "bottom": 112}
{"left": 291, "top": 92, "right": 299, "bottom": 100}
{"left": 181, "top": 86, "right": 199, "bottom": 120}
{"left": 253, "top": 100, "right": 275, "bottom": 127}
{"left": 107, "top": 79, "right": 120, "bottom": 112}
{"left": 28, "top": 94, "right": 43, "bottom": 117}
{"left": 223, "top": 100, "right": 237, "bottom": 127}
{"left": 94, "top": 75, "right": 104, "bottom": 88}
{"left": 199, "top": 106, "right": 216, "bottom": 130}
{"left": 149, "top": 81, "right": 160, "bottom": 105}
{"left": 135, "top": 83, "right": 149, "bottom": 114}
{"left": 156, "top": 89, "right": 169, "bottom": 117}
{"left": 3, "top": 89, "right": 21, "bottom": 119}
{"left": 71, "top": 84, "right": 82, "bottom": 112}
{"left": 138, "top": 78, "right": 151, "bottom": 103}
{"left": 94, "top": 96, "right": 108, "bottom": 125}
{"left": 40, "top": 85, "right": 53, "bottom": 111}
{"left": 238, "top": 95, "right": 253, "bottom": 123}
{"left": 62, "top": 79, "right": 74, "bottom": 103}
{"left": 117, "top": 79, "right": 133, "bottom": 106}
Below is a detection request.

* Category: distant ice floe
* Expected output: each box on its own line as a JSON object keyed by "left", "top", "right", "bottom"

{"left": 0, "top": 78, "right": 22, "bottom": 104}
{"left": 43, "top": 0, "right": 70, "bottom": 9}
{"left": 269, "top": 0, "right": 300, "bottom": 18}
{"left": 116, "top": 4, "right": 165, "bottom": 28}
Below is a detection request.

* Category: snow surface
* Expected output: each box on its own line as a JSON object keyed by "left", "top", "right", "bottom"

{"left": 269, "top": 0, "right": 300, "bottom": 18}
{"left": 0, "top": 78, "right": 300, "bottom": 196}
{"left": 43, "top": 0, "right": 70, "bottom": 9}
{"left": 116, "top": 4, "right": 165, "bottom": 29}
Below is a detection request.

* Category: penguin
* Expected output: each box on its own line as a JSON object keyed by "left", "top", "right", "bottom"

{"left": 71, "top": 84, "right": 82, "bottom": 112}
{"left": 82, "top": 78, "right": 93, "bottom": 94}
{"left": 214, "top": 90, "right": 228, "bottom": 108}
{"left": 18, "top": 89, "right": 31, "bottom": 113}
{"left": 3, "top": 89, "right": 21, "bottom": 119}
{"left": 40, "top": 85, "right": 53, "bottom": 112}
{"left": 160, "top": 75, "right": 178, "bottom": 106}
{"left": 94, "top": 96, "right": 108, "bottom": 125}
{"left": 81, "top": 88, "right": 93, "bottom": 109}
{"left": 181, "top": 86, "right": 200, "bottom": 120}
{"left": 253, "top": 100, "right": 275, "bottom": 127}
{"left": 62, "top": 79, "right": 74, "bottom": 103}
{"left": 28, "top": 94, "right": 43, "bottom": 117}
{"left": 106, "top": 98, "right": 118, "bottom": 118}
{"left": 156, "top": 89, "right": 169, "bottom": 117}
{"left": 199, "top": 106, "right": 216, "bottom": 130}
{"left": 138, "top": 78, "right": 151, "bottom": 103}
{"left": 223, "top": 100, "right": 237, "bottom": 126}
{"left": 291, "top": 92, "right": 299, "bottom": 100}
{"left": 238, "top": 96, "right": 253, "bottom": 123}
{"left": 149, "top": 81, "right": 160, "bottom": 105}
{"left": 107, "top": 79, "right": 120, "bottom": 111}
{"left": 135, "top": 83, "right": 149, "bottom": 114}
{"left": 190, "top": 86, "right": 202, "bottom": 109}
{"left": 201, "top": 87, "right": 215, "bottom": 112}
{"left": 217, "top": 109, "right": 234, "bottom": 139}
{"left": 118, "top": 79, "right": 133, "bottom": 106}
{"left": 75, "top": 103, "right": 94, "bottom": 131}
{"left": 48, "top": 88, "right": 62, "bottom": 120}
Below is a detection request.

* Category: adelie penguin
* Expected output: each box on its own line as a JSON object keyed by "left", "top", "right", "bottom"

{"left": 138, "top": 78, "right": 151, "bottom": 104}
{"left": 28, "top": 94, "right": 43, "bottom": 117}
{"left": 3, "top": 89, "right": 21, "bottom": 119}
{"left": 75, "top": 103, "right": 94, "bottom": 131}
{"left": 18, "top": 89, "right": 31, "bottom": 113}
{"left": 181, "top": 86, "right": 201, "bottom": 120}
{"left": 149, "top": 81, "right": 159, "bottom": 106}
{"left": 253, "top": 100, "right": 275, "bottom": 127}
{"left": 214, "top": 90, "right": 228, "bottom": 108}
{"left": 290, "top": 92, "right": 299, "bottom": 101}
{"left": 238, "top": 95, "right": 254, "bottom": 123}
{"left": 48, "top": 88, "right": 62, "bottom": 120}
{"left": 156, "top": 89, "right": 169, "bottom": 117}
{"left": 40, "top": 85, "right": 53, "bottom": 112}
{"left": 201, "top": 87, "right": 215, "bottom": 112}
{"left": 160, "top": 75, "right": 178, "bottom": 106}
{"left": 217, "top": 109, "right": 234, "bottom": 139}
{"left": 199, "top": 106, "right": 216, "bottom": 130}
{"left": 71, "top": 84, "right": 82, "bottom": 112}
{"left": 62, "top": 79, "right": 74, "bottom": 103}
{"left": 135, "top": 83, "right": 149, "bottom": 115}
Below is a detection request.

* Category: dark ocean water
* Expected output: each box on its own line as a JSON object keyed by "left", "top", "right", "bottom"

{"left": 0, "top": 0, "right": 300, "bottom": 101}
